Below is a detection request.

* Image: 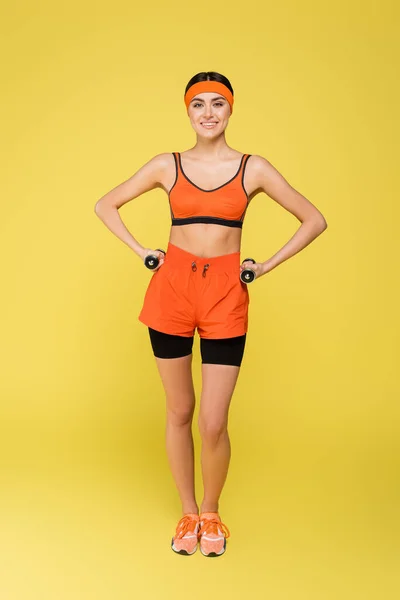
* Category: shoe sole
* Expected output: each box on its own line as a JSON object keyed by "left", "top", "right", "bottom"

{"left": 171, "top": 537, "right": 198, "bottom": 555}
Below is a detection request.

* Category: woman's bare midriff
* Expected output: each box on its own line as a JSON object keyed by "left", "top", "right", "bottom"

{"left": 168, "top": 223, "right": 242, "bottom": 258}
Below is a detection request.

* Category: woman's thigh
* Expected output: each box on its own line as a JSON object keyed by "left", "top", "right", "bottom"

{"left": 198, "top": 363, "right": 241, "bottom": 434}
{"left": 198, "top": 335, "right": 247, "bottom": 432}
{"left": 148, "top": 328, "right": 196, "bottom": 423}
{"left": 200, "top": 334, "right": 247, "bottom": 367}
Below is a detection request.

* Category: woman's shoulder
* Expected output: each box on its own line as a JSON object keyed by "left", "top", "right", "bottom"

{"left": 140, "top": 153, "right": 176, "bottom": 180}
{"left": 147, "top": 152, "right": 176, "bottom": 167}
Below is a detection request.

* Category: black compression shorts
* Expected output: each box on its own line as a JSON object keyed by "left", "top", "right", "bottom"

{"left": 148, "top": 327, "right": 246, "bottom": 367}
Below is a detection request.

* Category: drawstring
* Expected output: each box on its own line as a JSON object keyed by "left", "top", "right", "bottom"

{"left": 202, "top": 264, "right": 210, "bottom": 277}
{"left": 191, "top": 261, "right": 210, "bottom": 277}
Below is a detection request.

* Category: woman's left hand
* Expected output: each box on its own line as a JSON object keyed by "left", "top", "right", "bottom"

{"left": 240, "top": 260, "right": 266, "bottom": 281}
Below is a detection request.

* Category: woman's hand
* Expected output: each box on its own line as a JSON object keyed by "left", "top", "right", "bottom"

{"left": 141, "top": 248, "right": 165, "bottom": 271}
{"left": 240, "top": 260, "right": 265, "bottom": 281}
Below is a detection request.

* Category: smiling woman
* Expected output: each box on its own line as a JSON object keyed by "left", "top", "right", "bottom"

{"left": 94, "top": 69, "right": 327, "bottom": 559}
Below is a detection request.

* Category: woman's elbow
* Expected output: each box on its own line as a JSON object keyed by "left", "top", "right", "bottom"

{"left": 94, "top": 197, "right": 110, "bottom": 215}
{"left": 313, "top": 211, "right": 328, "bottom": 231}
{"left": 318, "top": 216, "right": 328, "bottom": 230}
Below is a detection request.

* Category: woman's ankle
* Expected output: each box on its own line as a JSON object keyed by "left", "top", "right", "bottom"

{"left": 182, "top": 504, "right": 199, "bottom": 516}
{"left": 200, "top": 503, "right": 219, "bottom": 514}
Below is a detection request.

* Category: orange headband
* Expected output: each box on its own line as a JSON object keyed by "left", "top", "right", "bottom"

{"left": 184, "top": 81, "right": 234, "bottom": 114}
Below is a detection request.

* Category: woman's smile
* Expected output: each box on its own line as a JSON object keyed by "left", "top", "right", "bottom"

{"left": 201, "top": 122, "right": 218, "bottom": 129}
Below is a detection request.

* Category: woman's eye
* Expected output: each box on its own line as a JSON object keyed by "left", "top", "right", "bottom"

{"left": 193, "top": 102, "right": 224, "bottom": 108}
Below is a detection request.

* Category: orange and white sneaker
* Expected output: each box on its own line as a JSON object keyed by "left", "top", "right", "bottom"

{"left": 198, "top": 512, "right": 231, "bottom": 557}
{"left": 171, "top": 513, "right": 200, "bottom": 555}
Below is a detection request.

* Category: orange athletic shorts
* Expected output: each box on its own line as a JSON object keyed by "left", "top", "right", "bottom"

{"left": 138, "top": 242, "right": 250, "bottom": 339}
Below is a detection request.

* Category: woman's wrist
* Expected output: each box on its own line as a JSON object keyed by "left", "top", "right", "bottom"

{"left": 133, "top": 246, "right": 146, "bottom": 261}
{"left": 261, "top": 260, "right": 272, "bottom": 276}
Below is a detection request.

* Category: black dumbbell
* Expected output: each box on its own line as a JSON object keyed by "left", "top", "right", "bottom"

{"left": 144, "top": 249, "right": 166, "bottom": 270}
{"left": 240, "top": 257, "right": 256, "bottom": 284}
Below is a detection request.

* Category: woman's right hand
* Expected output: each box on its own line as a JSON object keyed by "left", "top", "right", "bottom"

{"left": 140, "top": 248, "right": 165, "bottom": 270}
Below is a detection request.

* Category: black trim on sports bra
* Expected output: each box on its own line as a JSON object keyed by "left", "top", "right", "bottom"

{"left": 241, "top": 154, "right": 251, "bottom": 198}
{"left": 169, "top": 152, "right": 179, "bottom": 195}
{"left": 238, "top": 154, "right": 252, "bottom": 221}
{"left": 177, "top": 152, "right": 246, "bottom": 193}
{"left": 167, "top": 153, "right": 179, "bottom": 220}
{"left": 171, "top": 216, "right": 243, "bottom": 228}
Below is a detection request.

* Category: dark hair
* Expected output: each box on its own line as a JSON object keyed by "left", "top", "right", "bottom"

{"left": 184, "top": 71, "right": 234, "bottom": 96}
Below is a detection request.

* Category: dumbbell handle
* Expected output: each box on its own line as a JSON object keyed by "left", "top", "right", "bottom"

{"left": 240, "top": 257, "right": 256, "bottom": 284}
{"left": 144, "top": 248, "right": 166, "bottom": 270}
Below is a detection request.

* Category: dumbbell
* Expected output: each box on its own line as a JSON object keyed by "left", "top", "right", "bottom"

{"left": 144, "top": 249, "right": 166, "bottom": 270}
{"left": 240, "top": 257, "right": 256, "bottom": 284}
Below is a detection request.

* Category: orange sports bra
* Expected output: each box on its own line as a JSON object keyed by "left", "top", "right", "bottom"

{"left": 168, "top": 152, "right": 252, "bottom": 229}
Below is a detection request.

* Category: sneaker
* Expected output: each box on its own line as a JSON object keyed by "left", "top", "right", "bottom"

{"left": 171, "top": 513, "right": 200, "bottom": 555}
{"left": 198, "top": 512, "right": 231, "bottom": 557}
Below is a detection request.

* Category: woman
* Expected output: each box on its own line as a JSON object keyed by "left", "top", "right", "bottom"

{"left": 94, "top": 71, "right": 328, "bottom": 557}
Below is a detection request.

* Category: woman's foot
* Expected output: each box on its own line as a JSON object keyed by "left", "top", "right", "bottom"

{"left": 171, "top": 513, "right": 200, "bottom": 555}
{"left": 198, "top": 512, "right": 230, "bottom": 557}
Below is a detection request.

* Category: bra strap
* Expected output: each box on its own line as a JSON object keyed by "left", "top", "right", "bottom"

{"left": 241, "top": 153, "right": 251, "bottom": 171}
{"left": 173, "top": 152, "right": 182, "bottom": 176}
{"left": 238, "top": 154, "right": 252, "bottom": 222}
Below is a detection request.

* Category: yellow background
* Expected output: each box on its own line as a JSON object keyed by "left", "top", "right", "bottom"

{"left": 1, "top": 1, "right": 399, "bottom": 598}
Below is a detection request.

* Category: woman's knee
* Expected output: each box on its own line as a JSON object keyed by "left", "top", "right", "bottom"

{"left": 198, "top": 416, "right": 228, "bottom": 443}
{"left": 167, "top": 400, "right": 195, "bottom": 427}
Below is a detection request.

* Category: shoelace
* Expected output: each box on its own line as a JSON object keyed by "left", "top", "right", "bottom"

{"left": 198, "top": 516, "right": 231, "bottom": 539}
{"left": 174, "top": 515, "right": 199, "bottom": 540}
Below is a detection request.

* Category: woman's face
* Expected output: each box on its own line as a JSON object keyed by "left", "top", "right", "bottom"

{"left": 186, "top": 92, "right": 231, "bottom": 137}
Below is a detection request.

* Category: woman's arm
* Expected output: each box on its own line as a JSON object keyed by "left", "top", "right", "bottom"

{"left": 249, "top": 155, "right": 328, "bottom": 276}
{"left": 94, "top": 153, "right": 170, "bottom": 260}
